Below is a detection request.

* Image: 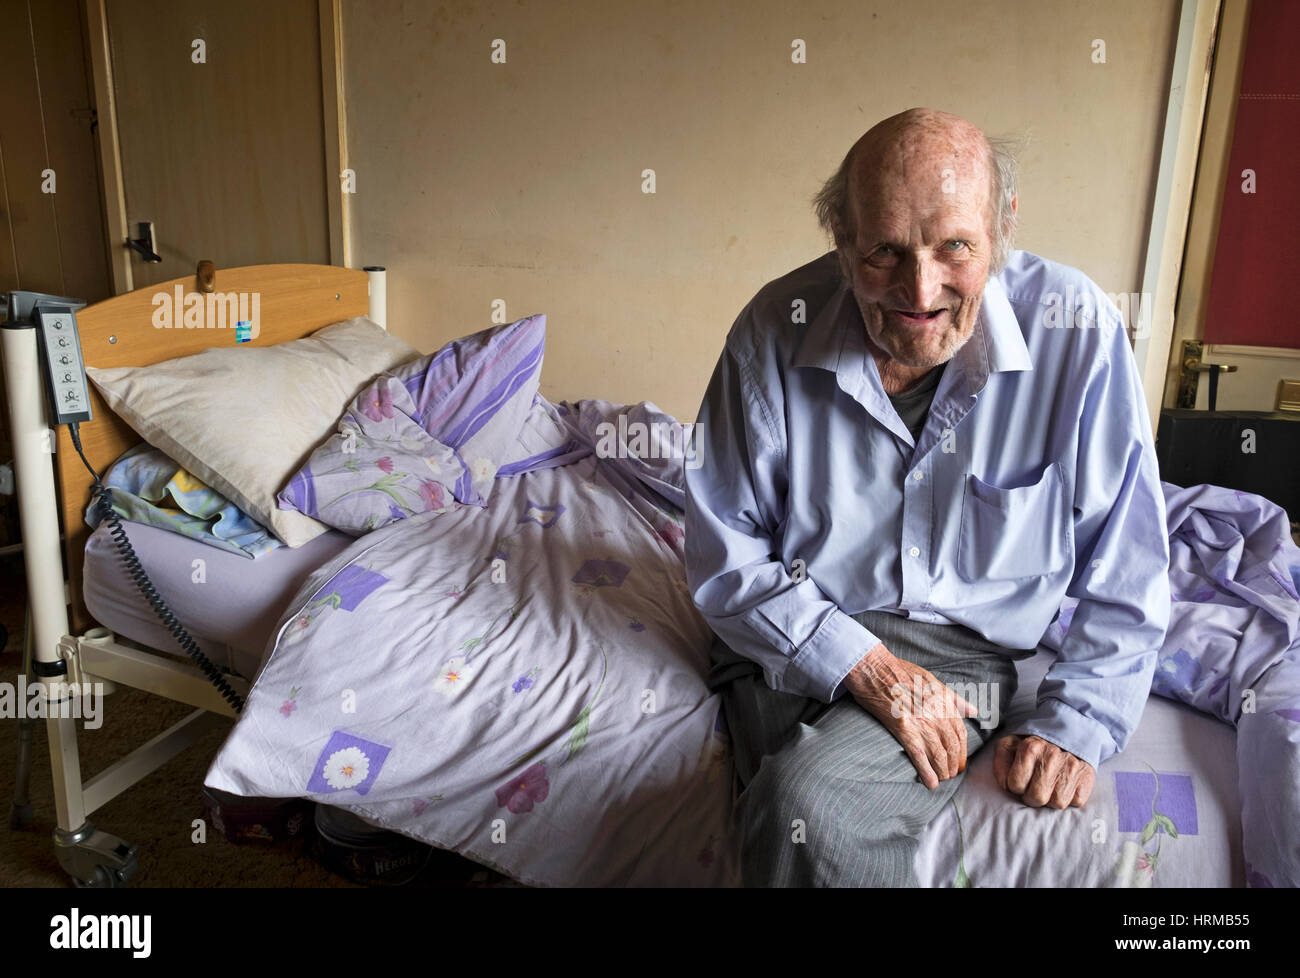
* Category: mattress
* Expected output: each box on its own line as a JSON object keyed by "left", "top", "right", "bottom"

{"left": 83, "top": 520, "right": 353, "bottom": 678}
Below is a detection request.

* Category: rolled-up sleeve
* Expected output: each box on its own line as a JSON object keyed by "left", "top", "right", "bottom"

{"left": 684, "top": 309, "right": 880, "bottom": 703}
{"left": 1011, "top": 319, "right": 1171, "bottom": 769}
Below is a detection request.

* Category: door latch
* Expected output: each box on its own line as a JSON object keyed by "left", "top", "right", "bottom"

{"left": 1177, "top": 340, "right": 1238, "bottom": 411}
{"left": 125, "top": 221, "right": 162, "bottom": 263}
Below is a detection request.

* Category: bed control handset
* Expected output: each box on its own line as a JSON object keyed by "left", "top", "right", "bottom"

{"left": 1, "top": 291, "right": 91, "bottom": 425}
{"left": 35, "top": 304, "right": 93, "bottom": 425}
{"left": 9, "top": 290, "right": 245, "bottom": 713}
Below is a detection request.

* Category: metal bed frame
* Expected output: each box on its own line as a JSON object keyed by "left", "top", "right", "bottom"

{"left": 2, "top": 263, "right": 386, "bottom": 886}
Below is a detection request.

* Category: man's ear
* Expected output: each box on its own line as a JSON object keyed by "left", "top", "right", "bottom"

{"left": 830, "top": 219, "right": 849, "bottom": 251}
{"left": 1010, "top": 193, "right": 1018, "bottom": 216}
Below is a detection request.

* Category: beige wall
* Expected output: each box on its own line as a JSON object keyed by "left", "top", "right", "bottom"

{"left": 342, "top": 0, "right": 1180, "bottom": 421}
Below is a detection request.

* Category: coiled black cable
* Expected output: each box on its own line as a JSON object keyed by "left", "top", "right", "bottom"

{"left": 68, "top": 423, "right": 244, "bottom": 713}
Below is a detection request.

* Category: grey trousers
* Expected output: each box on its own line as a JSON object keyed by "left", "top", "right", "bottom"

{"left": 709, "top": 609, "right": 1031, "bottom": 887}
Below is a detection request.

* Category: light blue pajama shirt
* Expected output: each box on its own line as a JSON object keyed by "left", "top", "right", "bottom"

{"left": 684, "top": 249, "right": 1171, "bottom": 770}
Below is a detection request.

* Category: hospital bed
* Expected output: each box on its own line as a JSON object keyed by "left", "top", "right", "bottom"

{"left": 3, "top": 264, "right": 1294, "bottom": 887}
{"left": 2, "top": 265, "right": 381, "bottom": 885}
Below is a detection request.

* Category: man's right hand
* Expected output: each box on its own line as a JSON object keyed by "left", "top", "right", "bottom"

{"left": 842, "top": 642, "right": 980, "bottom": 789}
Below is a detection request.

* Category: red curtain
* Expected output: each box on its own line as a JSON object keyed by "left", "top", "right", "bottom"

{"left": 1203, "top": 0, "right": 1300, "bottom": 349}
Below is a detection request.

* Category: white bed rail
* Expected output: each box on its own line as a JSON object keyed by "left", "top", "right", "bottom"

{"left": 1, "top": 321, "right": 87, "bottom": 832}
{"left": 365, "top": 265, "right": 387, "bottom": 330}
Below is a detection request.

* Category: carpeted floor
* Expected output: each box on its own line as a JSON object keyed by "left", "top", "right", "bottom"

{"left": 0, "top": 553, "right": 515, "bottom": 888}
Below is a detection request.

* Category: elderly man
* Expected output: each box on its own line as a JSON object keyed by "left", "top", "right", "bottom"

{"left": 684, "top": 108, "right": 1171, "bottom": 887}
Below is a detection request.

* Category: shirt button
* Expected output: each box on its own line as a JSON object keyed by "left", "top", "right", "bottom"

{"left": 908, "top": 546, "right": 920, "bottom": 558}
{"left": 912, "top": 470, "right": 923, "bottom": 481}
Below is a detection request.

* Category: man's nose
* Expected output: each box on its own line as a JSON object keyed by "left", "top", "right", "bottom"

{"left": 896, "top": 255, "right": 944, "bottom": 310}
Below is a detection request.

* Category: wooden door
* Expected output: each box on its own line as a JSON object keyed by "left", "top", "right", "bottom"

{"left": 104, "top": 0, "right": 331, "bottom": 288}
{"left": 0, "top": 0, "right": 113, "bottom": 549}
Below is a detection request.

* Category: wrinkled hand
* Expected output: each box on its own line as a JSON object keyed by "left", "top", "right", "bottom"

{"left": 844, "top": 642, "right": 980, "bottom": 789}
{"left": 993, "top": 734, "right": 1095, "bottom": 809}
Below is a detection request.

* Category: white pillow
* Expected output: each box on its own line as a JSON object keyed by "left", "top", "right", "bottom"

{"left": 87, "top": 317, "right": 419, "bottom": 547}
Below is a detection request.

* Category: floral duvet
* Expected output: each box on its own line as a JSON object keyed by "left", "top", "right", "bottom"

{"left": 205, "top": 402, "right": 738, "bottom": 886}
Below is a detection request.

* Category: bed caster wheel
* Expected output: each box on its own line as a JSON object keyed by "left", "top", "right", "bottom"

{"left": 54, "top": 823, "right": 139, "bottom": 889}
{"left": 70, "top": 865, "right": 126, "bottom": 888}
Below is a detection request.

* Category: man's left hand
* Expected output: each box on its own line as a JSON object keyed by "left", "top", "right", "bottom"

{"left": 993, "top": 734, "right": 1095, "bottom": 809}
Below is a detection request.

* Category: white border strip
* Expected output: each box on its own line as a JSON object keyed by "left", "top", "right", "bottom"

{"left": 1132, "top": 0, "right": 1223, "bottom": 431}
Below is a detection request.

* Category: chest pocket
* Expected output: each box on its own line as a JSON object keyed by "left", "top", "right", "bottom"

{"left": 957, "top": 461, "right": 1072, "bottom": 583}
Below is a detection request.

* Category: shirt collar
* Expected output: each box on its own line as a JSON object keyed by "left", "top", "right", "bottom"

{"left": 792, "top": 263, "right": 1032, "bottom": 399}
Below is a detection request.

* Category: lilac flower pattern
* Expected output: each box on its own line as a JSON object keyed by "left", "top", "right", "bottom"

{"left": 276, "top": 373, "right": 471, "bottom": 533}
{"left": 280, "top": 686, "right": 300, "bottom": 718}
{"left": 360, "top": 382, "right": 394, "bottom": 422}
{"left": 411, "top": 795, "right": 443, "bottom": 816}
{"left": 656, "top": 516, "right": 684, "bottom": 553}
{"left": 512, "top": 668, "right": 541, "bottom": 694}
{"left": 572, "top": 559, "right": 630, "bottom": 589}
{"left": 495, "top": 762, "right": 550, "bottom": 814}
{"left": 418, "top": 478, "right": 447, "bottom": 512}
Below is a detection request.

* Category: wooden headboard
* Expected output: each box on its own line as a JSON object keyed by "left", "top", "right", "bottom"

{"left": 59, "top": 263, "right": 370, "bottom": 631}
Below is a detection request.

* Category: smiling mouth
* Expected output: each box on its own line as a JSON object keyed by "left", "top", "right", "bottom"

{"left": 892, "top": 308, "right": 947, "bottom": 324}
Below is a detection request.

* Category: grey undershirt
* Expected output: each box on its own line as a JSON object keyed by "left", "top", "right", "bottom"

{"left": 887, "top": 363, "right": 946, "bottom": 442}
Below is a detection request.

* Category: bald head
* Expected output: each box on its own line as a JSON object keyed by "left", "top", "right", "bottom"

{"left": 850, "top": 108, "right": 989, "bottom": 176}
{"left": 814, "top": 108, "right": 1018, "bottom": 274}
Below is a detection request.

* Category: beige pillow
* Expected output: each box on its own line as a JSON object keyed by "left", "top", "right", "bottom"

{"left": 87, "top": 317, "right": 419, "bottom": 547}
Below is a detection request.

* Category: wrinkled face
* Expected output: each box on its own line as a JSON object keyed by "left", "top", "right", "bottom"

{"left": 839, "top": 141, "right": 995, "bottom": 369}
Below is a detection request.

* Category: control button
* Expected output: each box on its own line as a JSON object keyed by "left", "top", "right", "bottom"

{"left": 908, "top": 546, "right": 920, "bottom": 558}
{"left": 59, "top": 355, "right": 71, "bottom": 365}
{"left": 57, "top": 337, "right": 68, "bottom": 347}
